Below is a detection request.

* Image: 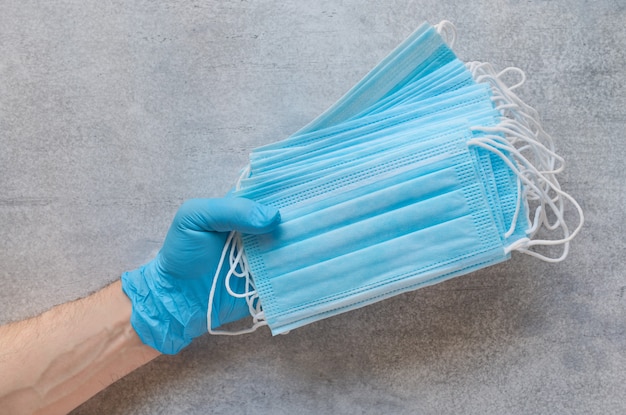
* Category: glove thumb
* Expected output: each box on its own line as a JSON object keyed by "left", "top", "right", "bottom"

{"left": 177, "top": 197, "right": 281, "bottom": 235}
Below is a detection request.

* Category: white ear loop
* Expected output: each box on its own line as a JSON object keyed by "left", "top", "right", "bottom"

{"left": 207, "top": 230, "right": 268, "bottom": 335}
{"left": 435, "top": 20, "right": 457, "bottom": 48}
{"left": 467, "top": 61, "right": 584, "bottom": 262}
{"left": 468, "top": 61, "right": 556, "bottom": 155}
{"left": 478, "top": 64, "right": 567, "bottom": 232}
{"left": 207, "top": 167, "right": 268, "bottom": 336}
{"left": 235, "top": 165, "right": 251, "bottom": 191}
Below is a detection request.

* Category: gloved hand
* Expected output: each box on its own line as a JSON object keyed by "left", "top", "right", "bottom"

{"left": 121, "top": 197, "right": 280, "bottom": 354}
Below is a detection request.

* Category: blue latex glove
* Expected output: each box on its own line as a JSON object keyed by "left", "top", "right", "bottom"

{"left": 121, "top": 197, "right": 280, "bottom": 354}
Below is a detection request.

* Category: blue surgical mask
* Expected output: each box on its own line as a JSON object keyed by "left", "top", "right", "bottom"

{"left": 351, "top": 59, "right": 475, "bottom": 119}
{"left": 296, "top": 23, "right": 456, "bottom": 134}
{"left": 248, "top": 83, "right": 498, "bottom": 174}
{"left": 236, "top": 128, "right": 510, "bottom": 334}
{"left": 206, "top": 22, "right": 584, "bottom": 336}
{"left": 240, "top": 118, "right": 495, "bottom": 201}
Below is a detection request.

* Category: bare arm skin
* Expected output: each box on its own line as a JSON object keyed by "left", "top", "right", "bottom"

{"left": 0, "top": 280, "right": 161, "bottom": 415}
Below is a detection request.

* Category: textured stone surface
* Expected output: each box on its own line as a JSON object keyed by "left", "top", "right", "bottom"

{"left": 1, "top": 1, "right": 624, "bottom": 414}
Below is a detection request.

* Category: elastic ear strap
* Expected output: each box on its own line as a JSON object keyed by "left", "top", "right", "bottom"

{"left": 435, "top": 20, "right": 457, "bottom": 48}
{"left": 235, "top": 165, "right": 251, "bottom": 191}
{"left": 468, "top": 136, "right": 582, "bottom": 262}
{"left": 467, "top": 62, "right": 583, "bottom": 262}
{"left": 468, "top": 62, "right": 553, "bottom": 149}
{"left": 476, "top": 62, "right": 571, "bottom": 233}
{"left": 206, "top": 165, "right": 268, "bottom": 335}
{"left": 207, "top": 230, "right": 268, "bottom": 336}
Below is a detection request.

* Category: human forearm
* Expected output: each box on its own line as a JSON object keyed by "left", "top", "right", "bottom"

{"left": 0, "top": 280, "right": 160, "bottom": 415}
{"left": 0, "top": 197, "right": 281, "bottom": 413}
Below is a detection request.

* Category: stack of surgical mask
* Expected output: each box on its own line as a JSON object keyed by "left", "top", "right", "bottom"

{"left": 208, "top": 21, "right": 584, "bottom": 335}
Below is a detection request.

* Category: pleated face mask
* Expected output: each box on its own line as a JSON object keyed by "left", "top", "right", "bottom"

{"left": 240, "top": 87, "right": 500, "bottom": 202}
{"left": 207, "top": 21, "right": 583, "bottom": 335}
{"left": 297, "top": 22, "right": 458, "bottom": 134}
{"left": 236, "top": 128, "right": 512, "bottom": 334}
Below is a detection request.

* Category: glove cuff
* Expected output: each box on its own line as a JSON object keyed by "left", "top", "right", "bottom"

{"left": 121, "top": 263, "right": 192, "bottom": 355}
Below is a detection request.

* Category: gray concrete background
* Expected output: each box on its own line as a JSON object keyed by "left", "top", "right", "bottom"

{"left": 1, "top": 1, "right": 624, "bottom": 414}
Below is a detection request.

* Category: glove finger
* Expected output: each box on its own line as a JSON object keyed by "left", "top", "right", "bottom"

{"left": 176, "top": 198, "right": 280, "bottom": 234}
